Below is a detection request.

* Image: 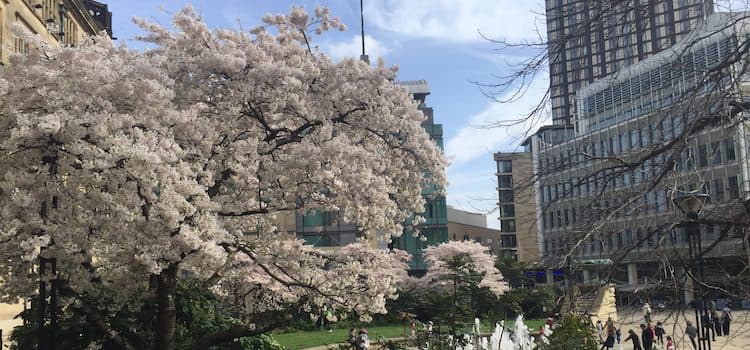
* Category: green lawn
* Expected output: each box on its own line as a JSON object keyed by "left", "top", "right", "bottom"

{"left": 273, "top": 319, "right": 544, "bottom": 349}
{"left": 273, "top": 325, "right": 407, "bottom": 349}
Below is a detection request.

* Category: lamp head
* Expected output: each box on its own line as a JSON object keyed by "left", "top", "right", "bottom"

{"left": 672, "top": 191, "right": 709, "bottom": 219}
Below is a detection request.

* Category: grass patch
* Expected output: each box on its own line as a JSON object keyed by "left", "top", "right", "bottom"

{"left": 273, "top": 325, "right": 407, "bottom": 350}
{"left": 273, "top": 319, "right": 544, "bottom": 349}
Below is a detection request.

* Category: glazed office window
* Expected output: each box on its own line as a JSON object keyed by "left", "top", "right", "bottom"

{"left": 713, "top": 178, "right": 725, "bottom": 203}
{"left": 497, "top": 160, "right": 513, "bottom": 173}
{"left": 711, "top": 142, "right": 722, "bottom": 165}
{"left": 499, "top": 190, "right": 514, "bottom": 203}
{"left": 728, "top": 176, "right": 740, "bottom": 200}
{"left": 501, "top": 220, "right": 516, "bottom": 233}
{"left": 698, "top": 144, "right": 708, "bottom": 168}
{"left": 724, "top": 138, "right": 736, "bottom": 162}
{"left": 498, "top": 175, "right": 513, "bottom": 188}
{"left": 501, "top": 204, "right": 515, "bottom": 218}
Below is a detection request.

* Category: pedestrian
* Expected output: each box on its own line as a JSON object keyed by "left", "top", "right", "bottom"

{"left": 686, "top": 321, "right": 698, "bottom": 350}
{"left": 624, "top": 329, "right": 643, "bottom": 350}
{"left": 600, "top": 334, "right": 615, "bottom": 350}
{"left": 713, "top": 307, "right": 723, "bottom": 336}
{"left": 665, "top": 335, "right": 675, "bottom": 350}
{"left": 596, "top": 320, "right": 604, "bottom": 342}
{"left": 643, "top": 303, "right": 653, "bottom": 323}
{"left": 641, "top": 323, "right": 654, "bottom": 350}
{"left": 722, "top": 305, "right": 733, "bottom": 335}
{"left": 655, "top": 321, "right": 665, "bottom": 345}
{"left": 615, "top": 328, "right": 622, "bottom": 344}
{"left": 703, "top": 308, "right": 716, "bottom": 341}
{"left": 354, "top": 328, "right": 370, "bottom": 350}
{"left": 348, "top": 327, "right": 358, "bottom": 346}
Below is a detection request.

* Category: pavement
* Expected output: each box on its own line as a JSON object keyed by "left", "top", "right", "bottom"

{"left": 611, "top": 308, "right": 750, "bottom": 350}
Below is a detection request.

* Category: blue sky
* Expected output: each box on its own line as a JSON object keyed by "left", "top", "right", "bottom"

{"left": 106, "top": 0, "right": 551, "bottom": 228}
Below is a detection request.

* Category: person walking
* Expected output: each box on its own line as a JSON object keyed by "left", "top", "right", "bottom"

{"left": 722, "top": 305, "right": 733, "bottom": 335}
{"left": 643, "top": 303, "right": 653, "bottom": 323}
{"left": 641, "top": 323, "right": 654, "bottom": 350}
{"left": 624, "top": 329, "right": 643, "bottom": 350}
{"left": 686, "top": 321, "right": 698, "bottom": 350}
{"left": 596, "top": 320, "right": 604, "bottom": 342}
{"left": 655, "top": 321, "right": 665, "bottom": 345}
{"left": 713, "top": 307, "right": 723, "bottom": 336}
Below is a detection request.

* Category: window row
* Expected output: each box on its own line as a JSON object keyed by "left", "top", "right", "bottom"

{"left": 544, "top": 223, "right": 745, "bottom": 255}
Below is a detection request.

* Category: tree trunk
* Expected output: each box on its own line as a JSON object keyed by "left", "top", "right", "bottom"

{"left": 155, "top": 265, "right": 178, "bottom": 350}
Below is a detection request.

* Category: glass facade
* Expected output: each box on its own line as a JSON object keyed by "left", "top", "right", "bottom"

{"left": 535, "top": 17, "right": 749, "bottom": 267}
{"left": 545, "top": 0, "right": 713, "bottom": 126}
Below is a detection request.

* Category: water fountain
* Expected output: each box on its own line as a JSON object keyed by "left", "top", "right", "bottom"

{"left": 452, "top": 315, "right": 549, "bottom": 350}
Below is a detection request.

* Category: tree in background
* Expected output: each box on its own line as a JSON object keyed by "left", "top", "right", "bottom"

{"left": 0, "top": 6, "right": 442, "bottom": 350}
{"left": 404, "top": 241, "right": 508, "bottom": 347}
{"left": 540, "top": 314, "right": 598, "bottom": 350}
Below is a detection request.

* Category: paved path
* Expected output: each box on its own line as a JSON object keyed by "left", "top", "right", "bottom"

{"left": 612, "top": 309, "right": 750, "bottom": 350}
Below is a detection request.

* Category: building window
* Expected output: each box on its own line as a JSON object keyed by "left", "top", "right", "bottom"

{"left": 711, "top": 142, "right": 722, "bottom": 165}
{"left": 501, "top": 219, "right": 516, "bottom": 232}
{"left": 728, "top": 176, "right": 740, "bottom": 199}
{"left": 497, "top": 160, "right": 513, "bottom": 173}
{"left": 698, "top": 144, "right": 708, "bottom": 168}
{"left": 725, "top": 138, "right": 736, "bottom": 162}
{"left": 501, "top": 234, "right": 517, "bottom": 248}
{"left": 499, "top": 190, "right": 514, "bottom": 203}
{"left": 498, "top": 175, "right": 513, "bottom": 188}
{"left": 14, "top": 15, "right": 35, "bottom": 55}
{"left": 713, "top": 177, "right": 727, "bottom": 202}
{"left": 501, "top": 204, "right": 515, "bottom": 217}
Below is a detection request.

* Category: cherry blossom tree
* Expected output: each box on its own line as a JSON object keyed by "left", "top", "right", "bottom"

{"left": 0, "top": 6, "right": 443, "bottom": 350}
{"left": 403, "top": 241, "right": 508, "bottom": 345}
{"left": 422, "top": 241, "right": 509, "bottom": 296}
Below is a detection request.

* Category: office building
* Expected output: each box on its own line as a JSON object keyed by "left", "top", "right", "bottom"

{"left": 531, "top": 12, "right": 749, "bottom": 301}
{"left": 298, "top": 80, "right": 449, "bottom": 273}
{"left": 494, "top": 151, "right": 543, "bottom": 263}
{"left": 546, "top": 0, "right": 714, "bottom": 126}
{"left": 447, "top": 207, "right": 503, "bottom": 256}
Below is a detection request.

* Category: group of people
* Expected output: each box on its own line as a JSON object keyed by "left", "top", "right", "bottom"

{"left": 621, "top": 321, "right": 673, "bottom": 350}
{"left": 705, "top": 300, "right": 734, "bottom": 339}
{"left": 599, "top": 300, "right": 735, "bottom": 350}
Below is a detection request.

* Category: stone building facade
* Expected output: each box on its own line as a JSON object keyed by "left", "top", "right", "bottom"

{"left": 0, "top": 0, "right": 112, "bottom": 64}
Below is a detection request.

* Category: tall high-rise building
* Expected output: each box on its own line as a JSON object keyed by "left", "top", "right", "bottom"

{"left": 531, "top": 12, "right": 750, "bottom": 304}
{"left": 546, "top": 0, "right": 714, "bottom": 126}
{"left": 391, "top": 80, "right": 449, "bottom": 274}
{"left": 297, "top": 80, "right": 449, "bottom": 273}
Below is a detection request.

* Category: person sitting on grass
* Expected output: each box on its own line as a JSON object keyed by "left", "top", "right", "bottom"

{"left": 354, "top": 328, "right": 370, "bottom": 350}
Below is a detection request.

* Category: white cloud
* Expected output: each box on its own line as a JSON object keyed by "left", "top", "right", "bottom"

{"left": 365, "top": 0, "right": 545, "bottom": 43}
{"left": 323, "top": 35, "right": 391, "bottom": 61}
{"left": 445, "top": 76, "right": 550, "bottom": 168}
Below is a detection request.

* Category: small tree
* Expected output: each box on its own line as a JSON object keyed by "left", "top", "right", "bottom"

{"left": 541, "top": 314, "right": 598, "bottom": 350}
{"left": 411, "top": 241, "right": 509, "bottom": 348}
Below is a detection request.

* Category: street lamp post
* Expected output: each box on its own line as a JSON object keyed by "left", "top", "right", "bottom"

{"left": 673, "top": 192, "right": 711, "bottom": 350}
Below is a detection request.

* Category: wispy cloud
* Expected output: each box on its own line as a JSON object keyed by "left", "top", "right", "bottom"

{"left": 323, "top": 34, "right": 391, "bottom": 61}
{"left": 365, "top": 0, "right": 545, "bottom": 43}
{"left": 444, "top": 76, "right": 550, "bottom": 168}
